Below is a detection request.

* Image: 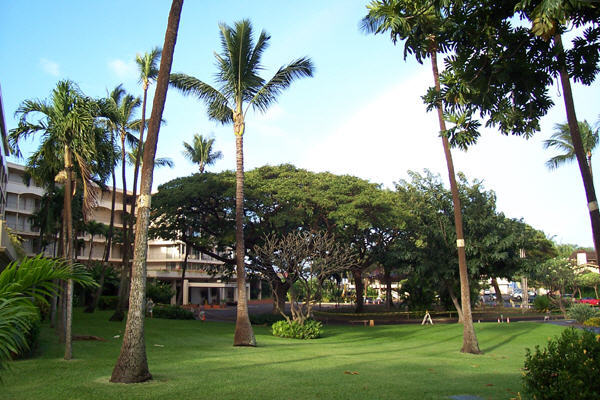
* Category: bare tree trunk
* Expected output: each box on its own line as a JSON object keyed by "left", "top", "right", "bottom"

{"left": 491, "top": 277, "right": 503, "bottom": 306}
{"left": 384, "top": 268, "right": 393, "bottom": 311}
{"left": 554, "top": 34, "right": 600, "bottom": 268}
{"left": 353, "top": 269, "right": 364, "bottom": 313}
{"left": 63, "top": 146, "right": 74, "bottom": 360}
{"left": 87, "top": 174, "right": 116, "bottom": 314}
{"left": 447, "top": 282, "right": 464, "bottom": 323}
{"left": 522, "top": 277, "right": 529, "bottom": 313}
{"left": 232, "top": 125, "right": 256, "bottom": 347}
{"left": 431, "top": 51, "right": 480, "bottom": 354}
{"left": 111, "top": 133, "right": 131, "bottom": 322}
{"left": 271, "top": 279, "right": 290, "bottom": 315}
{"left": 111, "top": 0, "right": 183, "bottom": 382}
{"left": 177, "top": 239, "right": 190, "bottom": 305}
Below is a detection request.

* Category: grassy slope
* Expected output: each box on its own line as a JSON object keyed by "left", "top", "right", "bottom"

{"left": 4, "top": 310, "right": 564, "bottom": 400}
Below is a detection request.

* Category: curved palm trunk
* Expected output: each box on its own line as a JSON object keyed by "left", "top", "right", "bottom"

{"left": 431, "top": 51, "right": 480, "bottom": 354}
{"left": 554, "top": 34, "right": 600, "bottom": 268}
{"left": 63, "top": 145, "right": 74, "bottom": 360}
{"left": 111, "top": 133, "right": 130, "bottom": 321}
{"left": 233, "top": 124, "right": 256, "bottom": 346}
{"left": 447, "top": 282, "right": 464, "bottom": 323}
{"left": 111, "top": 0, "right": 183, "bottom": 382}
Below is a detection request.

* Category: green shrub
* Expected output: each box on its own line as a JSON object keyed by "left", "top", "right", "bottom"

{"left": 146, "top": 281, "right": 175, "bottom": 304}
{"left": 153, "top": 304, "right": 194, "bottom": 320}
{"left": 250, "top": 313, "right": 287, "bottom": 325}
{"left": 98, "top": 295, "right": 118, "bottom": 310}
{"left": 568, "top": 303, "right": 599, "bottom": 323}
{"left": 584, "top": 317, "right": 600, "bottom": 327}
{"left": 272, "top": 319, "right": 323, "bottom": 339}
{"left": 522, "top": 328, "right": 600, "bottom": 399}
{"left": 533, "top": 295, "right": 551, "bottom": 312}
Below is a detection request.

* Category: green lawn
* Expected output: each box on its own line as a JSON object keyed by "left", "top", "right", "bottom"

{"left": 4, "top": 310, "right": 565, "bottom": 400}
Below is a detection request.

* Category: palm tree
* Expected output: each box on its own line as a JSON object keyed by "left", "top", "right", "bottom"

{"left": 10, "top": 80, "right": 101, "bottom": 360}
{"left": 0, "top": 256, "right": 96, "bottom": 378}
{"left": 129, "top": 48, "right": 162, "bottom": 259}
{"left": 104, "top": 85, "right": 141, "bottom": 322}
{"left": 544, "top": 120, "right": 598, "bottom": 177}
{"left": 84, "top": 221, "right": 107, "bottom": 264}
{"left": 127, "top": 142, "right": 174, "bottom": 169}
{"left": 110, "top": 0, "right": 184, "bottom": 384}
{"left": 182, "top": 134, "right": 223, "bottom": 173}
{"left": 170, "top": 19, "right": 313, "bottom": 346}
{"left": 517, "top": 0, "right": 600, "bottom": 267}
{"left": 362, "top": 0, "right": 480, "bottom": 354}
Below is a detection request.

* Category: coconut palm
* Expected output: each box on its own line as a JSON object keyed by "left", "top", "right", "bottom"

{"left": 182, "top": 133, "right": 222, "bottom": 173}
{"left": 110, "top": 0, "right": 183, "bottom": 383}
{"left": 0, "top": 256, "right": 96, "bottom": 379}
{"left": 170, "top": 19, "right": 313, "bottom": 346}
{"left": 10, "top": 80, "right": 102, "bottom": 359}
{"left": 127, "top": 142, "right": 174, "bottom": 169}
{"left": 544, "top": 120, "right": 598, "bottom": 177}
{"left": 362, "top": 0, "right": 480, "bottom": 354}
{"left": 129, "top": 47, "right": 162, "bottom": 257}
{"left": 516, "top": 0, "right": 600, "bottom": 267}
{"left": 104, "top": 84, "right": 141, "bottom": 322}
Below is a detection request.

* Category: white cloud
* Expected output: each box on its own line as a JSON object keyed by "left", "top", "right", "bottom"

{"left": 40, "top": 58, "right": 60, "bottom": 76}
{"left": 299, "top": 69, "right": 443, "bottom": 187}
{"left": 108, "top": 59, "right": 136, "bottom": 80}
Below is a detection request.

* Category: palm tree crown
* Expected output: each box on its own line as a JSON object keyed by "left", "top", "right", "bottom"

{"left": 544, "top": 120, "right": 598, "bottom": 174}
{"left": 182, "top": 134, "right": 222, "bottom": 173}
{"left": 170, "top": 19, "right": 314, "bottom": 347}
{"left": 136, "top": 47, "right": 162, "bottom": 91}
{"left": 170, "top": 19, "right": 314, "bottom": 130}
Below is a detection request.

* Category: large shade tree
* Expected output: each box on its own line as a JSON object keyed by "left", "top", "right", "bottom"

{"left": 170, "top": 19, "right": 314, "bottom": 346}
{"left": 110, "top": 0, "right": 183, "bottom": 383}
{"left": 421, "top": 0, "right": 600, "bottom": 266}
{"left": 362, "top": 0, "right": 481, "bottom": 354}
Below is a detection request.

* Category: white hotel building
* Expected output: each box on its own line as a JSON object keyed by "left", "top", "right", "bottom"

{"left": 6, "top": 162, "right": 247, "bottom": 305}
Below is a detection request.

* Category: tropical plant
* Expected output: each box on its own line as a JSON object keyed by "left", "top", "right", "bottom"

{"left": 362, "top": 0, "right": 481, "bottom": 354}
{"left": 182, "top": 133, "right": 223, "bottom": 173}
{"left": 544, "top": 120, "right": 598, "bottom": 176}
{"left": 0, "top": 256, "right": 96, "bottom": 378}
{"left": 10, "top": 80, "right": 103, "bottom": 359}
{"left": 170, "top": 19, "right": 314, "bottom": 346}
{"left": 110, "top": 0, "right": 183, "bottom": 384}
{"left": 104, "top": 84, "right": 142, "bottom": 322}
{"left": 567, "top": 303, "right": 598, "bottom": 324}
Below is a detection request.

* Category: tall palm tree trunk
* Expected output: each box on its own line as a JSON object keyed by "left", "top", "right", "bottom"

{"left": 431, "top": 51, "right": 480, "bottom": 354}
{"left": 87, "top": 168, "right": 117, "bottom": 313}
{"left": 111, "top": 0, "right": 183, "bottom": 382}
{"left": 177, "top": 238, "right": 191, "bottom": 305}
{"left": 63, "top": 145, "right": 74, "bottom": 360}
{"left": 554, "top": 34, "right": 600, "bottom": 268}
{"left": 233, "top": 125, "right": 256, "bottom": 346}
{"left": 111, "top": 135, "right": 130, "bottom": 321}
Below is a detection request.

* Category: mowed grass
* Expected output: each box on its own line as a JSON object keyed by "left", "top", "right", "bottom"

{"left": 4, "top": 310, "right": 564, "bottom": 400}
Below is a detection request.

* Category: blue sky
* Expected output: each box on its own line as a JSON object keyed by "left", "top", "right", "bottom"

{"left": 1, "top": 1, "right": 599, "bottom": 247}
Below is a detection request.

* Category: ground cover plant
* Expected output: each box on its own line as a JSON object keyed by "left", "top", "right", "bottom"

{"left": 3, "top": 309, "right": 566, "bottom": 399}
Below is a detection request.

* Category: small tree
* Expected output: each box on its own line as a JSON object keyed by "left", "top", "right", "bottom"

{"left": 254, "top": 232, "right": 356, "bottom": 325}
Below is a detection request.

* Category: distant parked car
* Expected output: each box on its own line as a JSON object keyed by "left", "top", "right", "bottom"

{"left": 511, "top": 289, "right": 536, "bottom": 302}
{"left": 577, "top": 298, "right": 600, "bottom": 306}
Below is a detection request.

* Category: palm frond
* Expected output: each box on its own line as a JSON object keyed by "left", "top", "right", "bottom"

{"left": 136, "top": 47, "right": 162, "bottom": 85}
{"left": 170, "top": 73, "right": 233, "bottom": 123}
{"left": 248, "top": 57, "right": 314, "bottom": 114}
